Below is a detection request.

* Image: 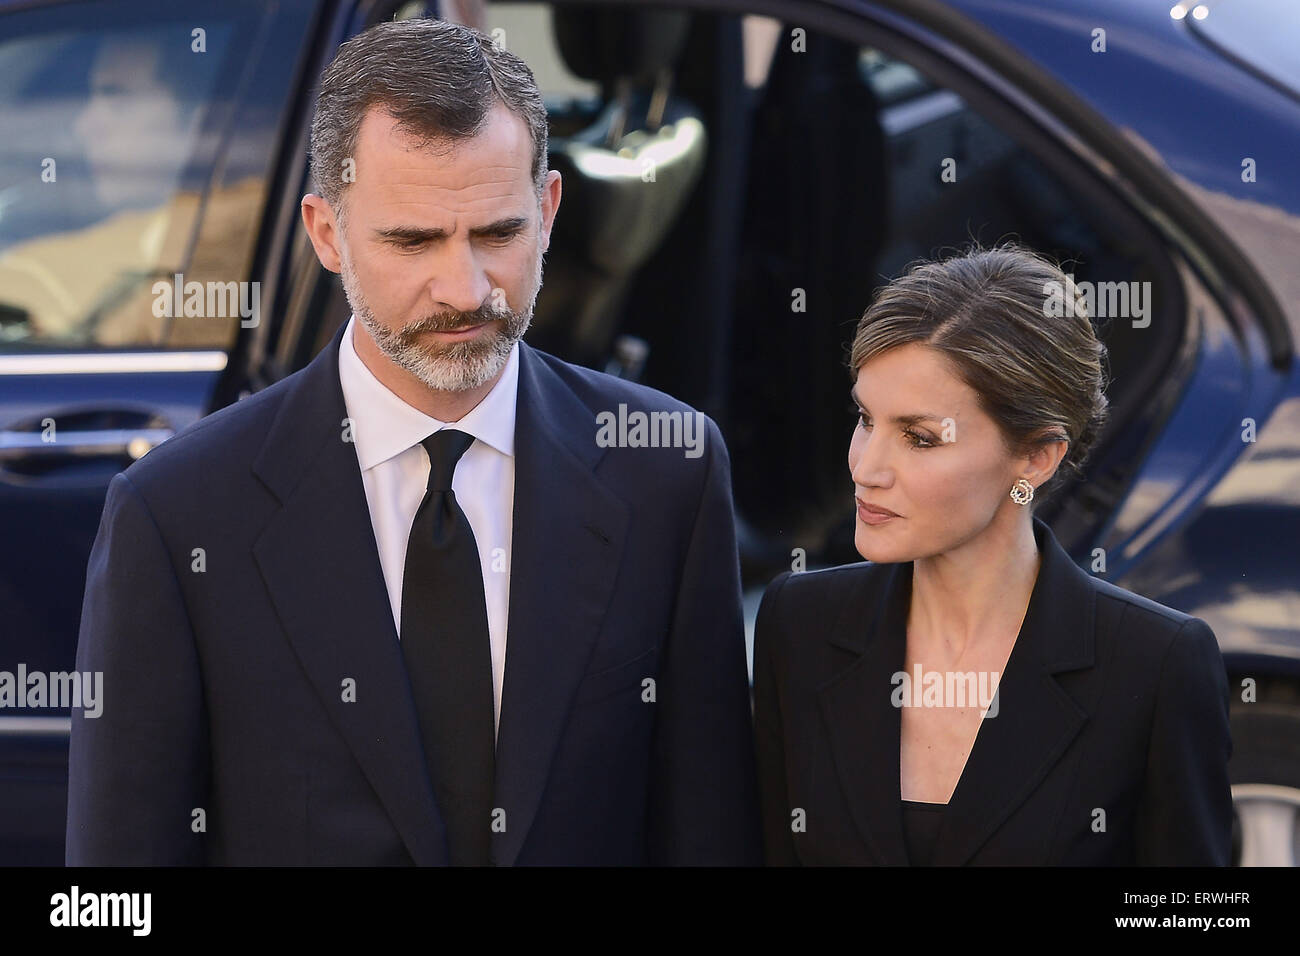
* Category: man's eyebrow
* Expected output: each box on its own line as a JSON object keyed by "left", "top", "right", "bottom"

{"left": 373, "top": 217, "right": 530, "bottom": 242}
{"left": 848, "top": 386, "right": 944, "bottom": 425}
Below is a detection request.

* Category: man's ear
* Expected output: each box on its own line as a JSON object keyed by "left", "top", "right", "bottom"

{"left": 538, "top": 169, "right": 562, "bottom": 253}
{"left": 301, "top": 194, "right": 343, "bottom": 274}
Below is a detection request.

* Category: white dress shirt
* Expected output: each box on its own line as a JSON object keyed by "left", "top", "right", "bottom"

{"left": 337, "top": 314, "right": 517, "bottom": 740}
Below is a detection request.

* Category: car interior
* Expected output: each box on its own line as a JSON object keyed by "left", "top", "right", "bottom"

{"left": 272, "top": 0, "right": 1191, "bottom": 588}
{"left": 0, "top": 0, "right": 1288, "bottom": 869}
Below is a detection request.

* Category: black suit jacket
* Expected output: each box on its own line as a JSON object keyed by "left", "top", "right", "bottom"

{"left": 66, "top": 322, "right": 761, "bottom": 865}
{"left": 752, "top": 515, "right": 1233, "bottom": 865}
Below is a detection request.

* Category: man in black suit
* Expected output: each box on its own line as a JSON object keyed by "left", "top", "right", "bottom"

{"left": 66, "top": 18, "right": 760, "bottom": 865}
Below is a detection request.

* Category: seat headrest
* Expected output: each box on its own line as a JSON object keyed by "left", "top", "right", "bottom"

{"left": 552, "top": 6, "right": 691, "bottom": 87}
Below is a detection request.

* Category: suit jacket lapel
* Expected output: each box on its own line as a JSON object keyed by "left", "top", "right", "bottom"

{"left": 490, "top": 343, "right": 629, "bottom": 866}
{"left": 251, "top": 322, "right": 448, "bottom": 865}
{"left": 818, "top": 561, "right": 911, "bottom": 864}
{"left": 818, "top": 516, "right": 1094, "bottom": 866}
{"left": 934, "top": 516, "right": 1092, "bottom": 865}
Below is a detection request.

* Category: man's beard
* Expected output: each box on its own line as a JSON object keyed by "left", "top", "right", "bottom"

{"left": 341, "top": 245, "right": 543, "bottom": 393}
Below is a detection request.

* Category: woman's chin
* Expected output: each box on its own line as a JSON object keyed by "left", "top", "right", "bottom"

{"left": 854, "top": 529, "right": 904, "bottom": 564}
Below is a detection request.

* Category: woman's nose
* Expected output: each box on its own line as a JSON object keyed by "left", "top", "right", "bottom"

{"left": 849, "top": 429, "right": 890, "bottom": 487}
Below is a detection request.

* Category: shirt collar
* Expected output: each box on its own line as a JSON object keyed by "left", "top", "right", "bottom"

{"left": 337, "top": 313, "right": 519, "bottom": 472}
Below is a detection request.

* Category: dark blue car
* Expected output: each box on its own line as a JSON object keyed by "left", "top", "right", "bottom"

{"left": 1, "top": 0, "right": 1297, "bottom": 865}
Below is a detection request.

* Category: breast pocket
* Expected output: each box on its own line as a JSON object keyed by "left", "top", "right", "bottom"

{"left": 572, "top": 646, "right": 657, "bottom": 707}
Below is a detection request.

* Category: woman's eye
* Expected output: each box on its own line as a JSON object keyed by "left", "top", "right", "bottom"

{"left": 852, "top": 405, "right": 932, "bottom": 447}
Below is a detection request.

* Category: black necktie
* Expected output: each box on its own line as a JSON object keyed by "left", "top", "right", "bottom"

{"left": 400, "top": 428, "right": 495, "bottom": 866}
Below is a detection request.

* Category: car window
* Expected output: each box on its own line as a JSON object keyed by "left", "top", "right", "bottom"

{"left": 476, "top": 2, "right": 601, "bottom": 105}
{"left": 0, "top": 2, "right": 258, "bottom": 351}
{"left": 704, "top": 17, "right": 1187, "bottom": 570}
{"left": 859, "top": 46, "right": 938, "bottom": 106}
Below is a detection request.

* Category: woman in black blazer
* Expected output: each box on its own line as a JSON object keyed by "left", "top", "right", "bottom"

{"left": 752, "top": 244, "right": 1233, "bottom": 865}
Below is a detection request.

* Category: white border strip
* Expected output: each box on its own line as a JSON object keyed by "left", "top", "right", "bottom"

{"left": 0, "top": 352, "right": 228, "bottom": 375}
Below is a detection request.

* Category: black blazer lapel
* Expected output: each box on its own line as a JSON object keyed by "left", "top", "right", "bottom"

{"left": 817, "top": 516, "right": 1094, "bottom": 866}
{"left": 490, "top": 343, "right": 629, "bottom": 866}
{"left": 818, "top": 561, "right": 911, "bottom": 865}
{"left": 933, "top": 516, "right": 1092, "bottom": 865}
{"left": 251, "top": 322, "right": 448, "bottom": 866}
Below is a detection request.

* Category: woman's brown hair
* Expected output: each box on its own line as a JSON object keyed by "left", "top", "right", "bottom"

{"left": 848, "top": 242, "right": 1110, "bottom": 504}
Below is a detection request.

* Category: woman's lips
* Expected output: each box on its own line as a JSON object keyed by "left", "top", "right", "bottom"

{"left": 856, "top": 497, "right": 898, "bottom": 525}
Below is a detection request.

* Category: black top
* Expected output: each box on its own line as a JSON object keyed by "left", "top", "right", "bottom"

{"left": 900, "top": 800, "right": 945, "bottom": 866}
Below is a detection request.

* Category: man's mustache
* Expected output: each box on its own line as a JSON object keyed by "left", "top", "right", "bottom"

{"left": 401, "top": 302, "right": 516, "bottom": 336}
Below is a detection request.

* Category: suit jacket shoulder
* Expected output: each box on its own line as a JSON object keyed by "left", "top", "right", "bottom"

{"left": 525, "top": 344, "right": 702, "bottom": 420}
{"left": 1090, "top": 572, "right": 1215, "bottom": 663}
{"left": 757, "top": 562, "right": 880, "bottom": 643}
{"left": 753, "top": 561, "right": 890, "bottom": 694}
{"left": 521, "top": 343, "right": 726, "bottom": 511}
{"left": 114, "top": 367, "right": 299, "bottom": 502}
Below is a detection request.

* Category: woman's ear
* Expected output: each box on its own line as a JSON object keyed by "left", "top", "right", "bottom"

{"left": 1023, "top": 433, "right": 1070, "bottom": 489}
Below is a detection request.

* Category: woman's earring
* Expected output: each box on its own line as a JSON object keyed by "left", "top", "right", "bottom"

{"left": 1009, "top": 478, "right": 1034, "bottom": 506}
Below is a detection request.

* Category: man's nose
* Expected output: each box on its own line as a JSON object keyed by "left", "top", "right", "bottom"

{"left": 428, "top": 242, "right": 493, "bottom": 315}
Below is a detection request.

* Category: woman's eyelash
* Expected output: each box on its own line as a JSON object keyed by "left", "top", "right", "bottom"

{"left": 851, "top": 405, "right": 935, "bottom": 448}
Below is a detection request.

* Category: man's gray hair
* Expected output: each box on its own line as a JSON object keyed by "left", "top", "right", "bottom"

{"left": 309, "top": 18, "right": 549, "bottom": 219}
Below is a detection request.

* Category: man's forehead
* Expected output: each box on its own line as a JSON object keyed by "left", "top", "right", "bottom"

{"left": 357, "top": 176, "right": 533, "bottom": 236}
{"left": 368, "top": 166, "right": 528, "bottom": 203}
{"left": 353, "top": 103, "right": 532, "bottom": 183}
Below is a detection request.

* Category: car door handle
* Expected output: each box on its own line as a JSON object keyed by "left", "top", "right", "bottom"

{"left": 0, "top": 426, "right": 173, "bottom": 464}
